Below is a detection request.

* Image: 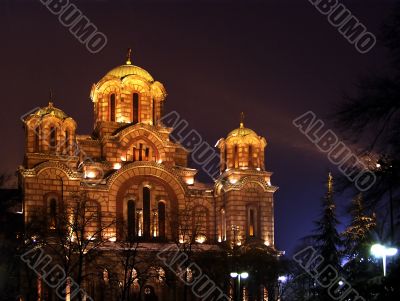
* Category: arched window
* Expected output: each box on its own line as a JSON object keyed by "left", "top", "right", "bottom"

{"left": 247, "top": 207, "right": 258, "bottom": 238}
{"left": 143, "top": 187, "right": 151, "bottom": 238}
{"left": 132, "top": 93, "right": 139, "bottom": 123}
{"left": 158, "top": 202, "right": 166, "bottom": 239}
{"left": 110, "top": 94, "right": 116, "bottom": 122}
{"left": 127, "top": 200, "right": 136, "bottom": 240}
{"left": 50, "top": 126, "right": 57, "bottom": 149}
{"left": 145, "top": 147, "right": 150, "bottom": 161}
{"left": 248, "top": 145, "right": 253, "bottom": 168}
{"left": 49, "top": 198, "right": 57, "bottom": 229}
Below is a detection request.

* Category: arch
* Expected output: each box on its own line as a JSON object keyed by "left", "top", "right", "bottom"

{"left": 35, "top": 161, "right": 78, "bottom": 180}
{"left": 221, "top": 177, "right": 278, "bottom": 193}
{"left": 117, "top": 126, "right": 168, "bottom": 162}
{"left": 108, "top": 163, "right": 186, "bottom": 240}
{"left": 150, "top": 81, "right": 167, "bottom": 101}
{"left": 93, "top": 81, "right": 121, "bottom": 122}
{"left": 121, "top": 77, "right": 151, "bottom": 92}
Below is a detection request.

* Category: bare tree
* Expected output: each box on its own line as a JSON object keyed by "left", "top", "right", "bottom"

{"left": 24, "top": 191, "right": 115, "bottom": 300}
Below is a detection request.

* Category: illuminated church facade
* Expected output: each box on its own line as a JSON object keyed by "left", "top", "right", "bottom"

{"left": 18, "top": 51, "right": 278, "bottom": 300}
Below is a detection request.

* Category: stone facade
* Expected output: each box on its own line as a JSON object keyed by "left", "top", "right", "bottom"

{"left": 18, "top": 52, "right": 278, "bottom": 300}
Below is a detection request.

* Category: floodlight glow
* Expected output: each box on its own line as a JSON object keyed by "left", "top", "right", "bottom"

{"left": 240, "top": 272, "right": 249, "bottom": 279}
{"left": 371, "top": 244, "right": 398, "bottom": 258}
{"left": 370, "top": 243, "right": 398, "bottom": 277}
{"left": 371, "top": 244, "right": 385, "bottom": 257}
{"left": 278, "top": 275, "right": 288, "bottom": 283}
{"left": 230, "top": 272, "right": 238, "bottom": 278}
{"left": 386, "top": 247, "right": 398, "bottom": 256}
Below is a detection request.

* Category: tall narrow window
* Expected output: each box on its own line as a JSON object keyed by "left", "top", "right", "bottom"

{"left": 65, "top": 130, "right": 70, "bottom": 152}
{"left": 50, "top": 126, "right": 57, "bottom": 149}
{"left": 110, "top": 94, "right": 116, "bottom": 122}
{"left": 248, "top": 208, "right": 256, "bottom": 237}
{"left": 223, "top": 148, "right": 227, "bottom": 170}
{"left": 132, "top": 146, "right": 137, "bottom": 162}
{"left": 145, "top": 148, "right": 149, "bottom": 161}
{"left": 234, "top": 145, "right": 239, "bottom": 168}
{"left": 127, "top": 200, "right": 136, "bottom": 240}
{"left": 132, "top": 93, "right": 139, "bottom": 123}
{"left": 152, "top": 98, "right": 156, "bottom": 124}
{"left": 143, "top": 187, "right": 151, "bottom": 238}
{"left": 158, "top": 202, "right": 166, "bottom": 239}
{"left": 34, "top": 127, "right": 40, "bottom": 152}
{"left": 248, "top": 145, "right": 253, "bottom": 168}
{"left": 139, "top": 143, "right": 143, "bottom": 161}
{"left": 49, "top": 199, "right": 57, "bottom": 229}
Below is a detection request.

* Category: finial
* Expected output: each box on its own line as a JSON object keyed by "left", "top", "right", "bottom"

{"left": 49, "top": 89, "right": 54, "bottom": 107}
{"left": 126, "top": 48, "right": 132, "bottom": 65}
{"left": 240, "top": 112, "right": 245, "bottom": 128}
{"left": 327, "top": 172, "right": 333, "bottom": 193}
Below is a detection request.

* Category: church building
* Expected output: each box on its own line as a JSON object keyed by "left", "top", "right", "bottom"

{"left": 18, "top": 50, "right": 278, "bottom": 300}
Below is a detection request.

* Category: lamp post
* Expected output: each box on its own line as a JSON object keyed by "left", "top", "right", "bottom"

{"left": 230, "top": 272, "right": 248, "bottom": 301}
{"left": 371, "top": 243, "right": 398, "bottom": 276}
{"left": 277, "top": 276, "right": 288, "bottom": 301}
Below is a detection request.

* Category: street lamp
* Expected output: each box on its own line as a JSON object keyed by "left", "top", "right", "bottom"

{"left": 230, "top": 272, "right": 248, "bottom": 301}
{"left": 371, "top": 243, "right": 398, "bottom": 276}
{"left": 277, "top": 275, "right": 288, "bottom": 301}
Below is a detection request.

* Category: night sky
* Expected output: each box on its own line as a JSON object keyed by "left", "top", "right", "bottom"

{"left": 0, "top": 0, "right": 395, "bottom": 254}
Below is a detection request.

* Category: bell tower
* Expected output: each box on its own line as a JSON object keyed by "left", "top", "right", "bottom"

{"left": 215, "top": 114, "right": 277, "bottom": 248}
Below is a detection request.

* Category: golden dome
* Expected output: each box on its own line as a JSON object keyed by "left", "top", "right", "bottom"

{"left": 103, "top": 48, "right": 154, "bottom": 82}
{"left": 227, "top": 125, "right": 258, "bottom": 139}
{"left": 227, "top": 113, "right": 259, "bottom": 139}
{"left": 31, "top": 102, "right": 68, "bottom": 120}
{"left": 105, "top": 64, "right": 154, "bottom": 82}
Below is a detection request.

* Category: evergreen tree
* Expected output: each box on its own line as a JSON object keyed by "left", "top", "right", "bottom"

{"left": 343, "top": 194, "right": 376, "bottom": 261}
{"left": 312, "top": 173, "right": 342, "bottom": 270}
{"left": 342, "top": 194, "right": 379, "bottom": 299}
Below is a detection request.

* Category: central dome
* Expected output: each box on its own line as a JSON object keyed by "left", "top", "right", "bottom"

{"left": 101, "top": 49, "right": 154, "bottom": 82}
{"left": 105, "top": 64, "right": 154, "bottom": 82}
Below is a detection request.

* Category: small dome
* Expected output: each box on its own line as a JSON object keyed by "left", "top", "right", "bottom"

{"left": 104, "top": 64, "right": 154, "bottom": 82}
{"left": 227, "top": 124, "right": 258, "bottom": 139}
{"left": 30, "top": 102, "right": 69, "bottom": 120}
